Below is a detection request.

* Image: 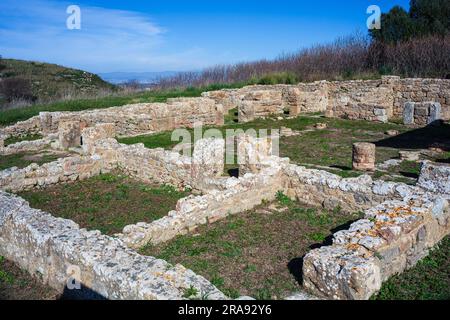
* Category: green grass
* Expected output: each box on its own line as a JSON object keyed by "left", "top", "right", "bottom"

{"left": 4, "top": 134, "right": 43, "bottom": 146}
{"left": 0, "top": 59, "right": 115, "bottom": 105}
{"left": 140, "top": 195, "right": 363, "bottom": 299}
{"left": 373, "top": 236, "right": 450, "bottom": 300}
{"left": 0, "top": 83, "right": 246, "bottom": 126}
{"left": 118, "top": 114, "right": 408, "bottom": 177}
{"left": 19, "top": 173, "right": 190, "bottom": 235}
{"left": 0, "top": 257, "right": 14, "bottom": 285}
{"left": 0, "top": 152, "right": 60, "bottom": 171}
{"left": 0, "top": 255, "right": 58, "bottom": 300}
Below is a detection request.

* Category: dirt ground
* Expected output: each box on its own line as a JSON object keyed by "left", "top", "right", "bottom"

{"left": 0, "top": 257, "right": 59, "bottom": 300}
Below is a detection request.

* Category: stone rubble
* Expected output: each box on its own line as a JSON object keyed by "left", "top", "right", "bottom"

{"left": 0, "top": 136, "right": 54, "bottom": 156}
{"left": 0, "top": 192, "right": 226, "bottom": 300}
{"left": 0, "top": 88, "right": 449, "bottom": 300}
{"left": 302, "top": 190, "right": 449, "bottom": 300}
{"left": 2, "top": 77, "right": 449, "bottom": 145}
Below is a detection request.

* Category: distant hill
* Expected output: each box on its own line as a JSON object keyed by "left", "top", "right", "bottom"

{"left": 99, "top": 71, "right": 180, "bottom": 84}
{"left": 0, "top": 59, "right": 116, "bottom": 106}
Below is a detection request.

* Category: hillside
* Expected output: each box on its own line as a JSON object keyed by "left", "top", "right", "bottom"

{"left": 0, "top": 59, "right": 116, "bottom": 108}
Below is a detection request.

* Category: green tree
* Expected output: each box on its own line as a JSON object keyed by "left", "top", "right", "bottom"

{"left": 0, "top": 55, "right": 6, "bottom": 73}
{"left": 370, "top": 6, "right": 415, "bottom": 43}
{"left": 370, "top": 1, "right": 450, "bottom": 43}
{"left": 410, "top": 0, "right": 450, "bottom": 36}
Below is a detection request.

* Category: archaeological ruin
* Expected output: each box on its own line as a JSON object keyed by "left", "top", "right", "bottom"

{"left": 0, "top": 76, "right": 449, "bottom": 300}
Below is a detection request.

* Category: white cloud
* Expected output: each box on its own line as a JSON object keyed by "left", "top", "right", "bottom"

{"left": 0, "top": 0, "right": 202, "bottom": 73}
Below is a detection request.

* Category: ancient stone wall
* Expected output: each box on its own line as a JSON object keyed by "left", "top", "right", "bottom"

{"left": 393, "top": 78, "right": 450, "bottom": 120}
{"left": 0, "top": 117, "right": 41, "bottom": 140}
{"left": 282, "top": 164, "right": 406, "bottom": 213}
{"left": 326, "top": 78, "right": 395, "bottom": 122}
{"left": 205, "top": 76, "right": 450, "bottom": 123}
{"left": 0, "top": 97, "right": 224, "bottom": 139}
{"left": 403, "top": 101, "right": 442, "bottom": 126}
{"left": 119, "top": 162, "right": 285, "bottom": 248}
{"left": 302, "top": 189, "right": 449, "bottom": 300}
{"left": 301, "top": 161, "right": 450, "bottom": 300}
{"left": 0, "top": 136, "right": 53, "bottom": 156}
{"left": 0, "top": 192, "right": 226, "bottom": 300}
{"left": 1, "top": 128, "right": 449, "bottom": 300}
{"left": 0, "top": 155, "right": 107, "bottom": 193}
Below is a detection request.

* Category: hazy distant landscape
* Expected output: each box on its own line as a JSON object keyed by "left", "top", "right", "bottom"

{"left": 99, "top": 71, "right": 182, "bottom": 84}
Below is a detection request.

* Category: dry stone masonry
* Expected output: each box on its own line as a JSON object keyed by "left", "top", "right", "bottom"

{"left": 1, "top": 130, "right": 448, "bottom": 300}
{"left": 0, "top": 192, "right": 226, "bottom": 300}
{"left": 0, "top": 97, "right": 224, "bottom": 140}
{"left": 204, "top": 76, "right": 450, "bottom": 123}
{"left": 0, "top": 77, "right": 450, "bottom": 300}
{"left": 1, "top": 76, "right": 449, "bottom": 145}
{"left": 403, "top": 101, "right": 442, "bottom": 126}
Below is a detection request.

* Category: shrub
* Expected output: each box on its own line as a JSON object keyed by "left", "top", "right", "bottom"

{"left": 0, "top": 77, "right": 36, "bottom": 103}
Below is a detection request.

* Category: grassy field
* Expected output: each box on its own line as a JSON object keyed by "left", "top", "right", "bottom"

{"left": 19, "top": 172, "right": 190, "bottom": 235}
{"left": 141, "top": 193, "right": 363, "bottom": 299}
{"left": 0, "top": 59, "right": 115, "bottom": 106}
{"left": 119, "top": 114, "right": 409, "bottom": 178}
{"left": 119, "top": 114, "right": 450, "bottom": 179}
{"left": 0, "top": 256, "right": 58, "bottom": 300}
{"left": 0, "top": 151, "right": 63, "bottom": 171}
{"left": 3, "top": 133, "right": 43, "bottom": 146}
{"left": 374, "top": 236, "right": 450, "bottom": 300}
{"left": 0, "top": 83, "right": 244, "bottom": 126}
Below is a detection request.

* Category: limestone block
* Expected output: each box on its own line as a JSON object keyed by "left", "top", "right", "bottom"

{"left": 374, "top": 108, "right": 388, "bottom": 123}
{"left": 403, "top": 102, "right": 415, "bottom": 125}
{"left": 418, "top": 161, "right": 450, "bottom": 194}
{"left": 192, "top": 138, "right": 225, "bottom": 179}
{"left": 81, "top": 123, "right": 116, "bottom": 155}
{"left": 238, "top": 101, "right": 256, "bottom": 123}
{"left": 58, "top": 121, "right": 81, "bottom": 149}
{"left": 428, "top": 102, "right": 442, "bottom": 125}
{"left": 302, "top": 246, "right": 382, "bottom": 300}
{"left": 414, "top": 105, "right": 429, "bottom": 117}
{"left": 385, "top": 130, "right": 399, "bottom": 136}
{"left": 352, "top": 143, "right": 376, "bottom": 171}
{"left": 39, "top": 112, "right": 53, "bottom": 133}
{"left": 237, "top": 134, "right": 273, "bottom": 175}
{"left": 399, "top": 151, "right": 421, "bottom": 162}
{"left": 0, "top": 138, "right": 4, "bottom": 148}
{"left": 314, "top": 123, "right": 328, "bottom": 130}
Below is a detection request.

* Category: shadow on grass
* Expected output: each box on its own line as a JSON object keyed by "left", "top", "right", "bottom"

{"left": 287, "top": 219, "right": 360, "bottom": 285}
{"left": 375, "top": 122, "right": 450, "bottom": 151}
{"left": 399, "top": 171, "right": 420, "bottom": 179}
{"left": 330, "top": 165, "right": 353, "bottom": 171}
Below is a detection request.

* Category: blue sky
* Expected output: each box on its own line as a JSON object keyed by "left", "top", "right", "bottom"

{"left": 0, "top": 0, "right": 410, "bottom": 73}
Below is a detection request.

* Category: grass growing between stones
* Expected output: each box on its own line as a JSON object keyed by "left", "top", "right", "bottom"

{"left": 0, "top": 256, "right": 59, "bottom": 300}
{"left": 140, "top": 193, "right": 363, "bottom": 300}
{"left": 118, "top": 116, "right": 450, "bottom": 181}
{"left": 19, "top": 172, "right": 190, "bottom": 236}
{"left": 0, "top": 84, "right": 246, "bottom": 126}
{"left": 0, "top": 151, "right": 61, "bottom": 170}
{"left": 118, "top": 114, "right": 409, "bottom": 178}
{"left": 3, "top": 134, "right": 43, "bottom": 146}
{"left": 373, "top": 236, "right": 450, "bottom": 300}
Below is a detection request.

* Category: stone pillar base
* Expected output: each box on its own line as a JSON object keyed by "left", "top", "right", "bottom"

{"left": 352, "top": 142, "right": 376, "bottom": 171}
